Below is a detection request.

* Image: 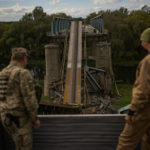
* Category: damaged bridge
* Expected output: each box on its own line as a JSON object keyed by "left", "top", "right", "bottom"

{"left": 41, "top": 15, "right": 115, "bottom": 114}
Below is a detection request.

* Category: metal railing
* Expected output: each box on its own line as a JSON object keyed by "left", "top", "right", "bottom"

{"left": 90, "top": 14, "right": 104, "bottom": 33}
{"left": 51, "top": 16, "right": 72, "bottom": 36}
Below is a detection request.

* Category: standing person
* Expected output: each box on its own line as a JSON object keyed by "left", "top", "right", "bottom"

{"left": 116, "top": 28, "right": 150, "bottom": 150}
{"left": 0, "top": 47, "right": 40, "bottom": 150}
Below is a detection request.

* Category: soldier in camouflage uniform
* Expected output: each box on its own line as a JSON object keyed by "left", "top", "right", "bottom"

{"left": 116, "top": 28, "right": 150, "bottom": 150}
{"left": 0, "top": 47, "right": 40, "bottom": 150}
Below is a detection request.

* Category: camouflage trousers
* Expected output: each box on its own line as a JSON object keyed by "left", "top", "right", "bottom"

{"left": 116, "top": 113, "right": 150, "bottom": 150}
{"left": 1, "top": 112, "right": 33, "bottom": 150}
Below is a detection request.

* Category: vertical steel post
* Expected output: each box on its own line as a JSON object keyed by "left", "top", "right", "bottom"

{"left": 51, "top": 16, "right": 54, "bottom": 35}
{"left": 55, "top": 18, "right": 58, "bottom": 34}
{"left": 56, "top": 18, "right": 59, "bottom": 34}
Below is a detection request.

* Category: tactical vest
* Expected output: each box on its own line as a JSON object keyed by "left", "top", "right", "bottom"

{"left": 0, "top": 66, "right": 24, "bottom": 113}
{"left": 0, "top": 74, "right": 9, "bottom": 102}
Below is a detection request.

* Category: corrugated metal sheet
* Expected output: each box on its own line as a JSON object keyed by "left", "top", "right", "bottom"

{"left": 33, "top": 114, "right": 140, "bottom": 150}
{"left": 0, "top": 115, "right": 140, "bottom": 150}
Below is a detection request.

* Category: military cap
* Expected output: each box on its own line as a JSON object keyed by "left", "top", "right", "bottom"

{"left": 140, "top": 28, "right": 150, "bottom": 42}
{"left": 12, "top": 47, "right": 28, "bottom": 57}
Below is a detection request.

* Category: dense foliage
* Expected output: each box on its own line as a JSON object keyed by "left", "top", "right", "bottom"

{"left": 86, "top": 6, "right": 150, "bottom": 64}
{"left": 0, "top": 6, "right": 73, "bottom": 80}
{"left": 0, "top": 5, "right": 150, "bottom": 82}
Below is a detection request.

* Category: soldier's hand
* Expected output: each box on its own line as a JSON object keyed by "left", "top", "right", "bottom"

{"left": 125, "top": 114, "right": 132, "bottom": 124}
{"left": 34, "top": 119, "right": 40, "bottom": 129}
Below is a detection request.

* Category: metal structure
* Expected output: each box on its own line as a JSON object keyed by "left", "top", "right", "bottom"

{"left": 50, "top": 16, "right": 72, "bottom": 36}
{"left": 85, "top": 66, "right": 105, "bottom": 93}
{"left": 90, "top": 14, "right": 104, "bottom": 33}
{"left": 119, "top": 105, "right": 130, "bottom": 114}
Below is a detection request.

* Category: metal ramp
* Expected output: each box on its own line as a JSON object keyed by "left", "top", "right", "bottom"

{"left": 33, "top": 115, "right": 140, "bottom": 150}
{"left": 33, "top": 115, "right": 123, "bottom": 150}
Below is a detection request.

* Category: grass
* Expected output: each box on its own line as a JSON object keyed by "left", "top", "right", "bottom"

{"left": 41, "top": 96, "right": 50, "bottom": 101}
{"left": 112, "top": 83, "right": 133, "bottom": 109}
{"left": 113, "top": 60, "right": 138, "bottom": 67}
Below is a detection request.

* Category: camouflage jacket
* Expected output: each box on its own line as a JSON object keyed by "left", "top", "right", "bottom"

{"left": 130, "top": 54, "right": 150, "bottom": 113}
{"left": 0, "top": 61, "right": 38, "bottom": 123}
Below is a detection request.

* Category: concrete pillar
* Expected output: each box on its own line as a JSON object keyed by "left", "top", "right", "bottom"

{"left": 86, "top": 41, "right": 96, "bottom": 60}
{"left": 44, "top": 43, "right": 61, "bottom": 96}
{"left": 95, "top": 42, "right": 113, "bottom": 94}
{"left": 95, "top": 42, "right": 111, "bottom": 69}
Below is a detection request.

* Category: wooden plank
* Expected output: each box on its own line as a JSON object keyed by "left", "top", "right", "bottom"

{"left": 40, "top": 100, "right": 81, "bottom": 109}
